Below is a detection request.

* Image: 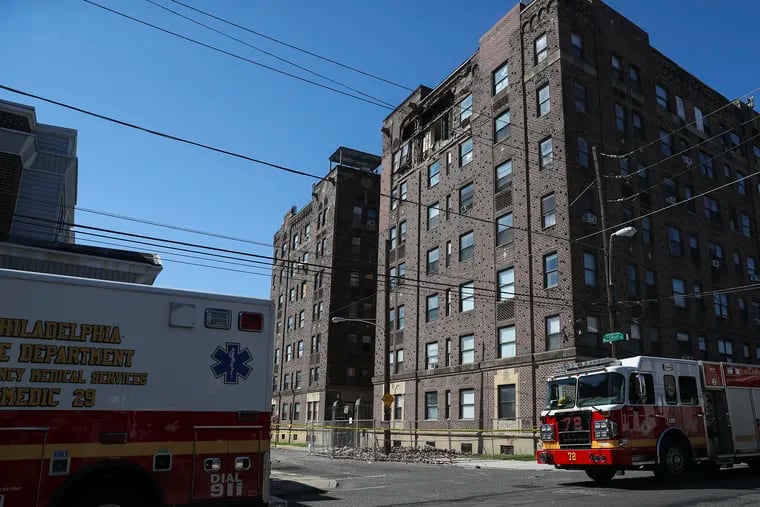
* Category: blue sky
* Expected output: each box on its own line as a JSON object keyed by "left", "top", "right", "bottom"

{"left": 2, "top": 0, "right": 758, "bottom": 299}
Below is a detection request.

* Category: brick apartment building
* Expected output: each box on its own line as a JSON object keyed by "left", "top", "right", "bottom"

{"left": 376, "top": 0, "right": 760, "bottom": 454}
{"left": 271, "top": 147, "right": 381, "bottom": 428}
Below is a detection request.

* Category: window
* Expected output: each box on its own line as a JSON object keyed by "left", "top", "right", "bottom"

{"left": 539, "top": 138, "right": 554, "bottom": 169}
{"left": 583, "top": 252, "right": 596, "bottom": 287}
{"left": 741, "top": 213, "right": 752, "bottom": 238}
{"left": 395, "top": 349, "right": 404, "bottom": 373}
{"left": 460, "top": 282, "right": 475, "bottom": 312}
{"left": 459, "top": 94, "right": 472, "bottom": 122}
{"left": 274, "top": 348, "right": 280, "bottom": 365}
{"left": 295, "top": 371, "right": 302, "bottom": 389}
{"left": 389, "top": 266, "right": 398, "bottom": 288}
{"left": 427, "top": 203, "right": 440, "bottom": 230}
{"left": 626, "top": 264, "right": 639, "bottom": 298}
{"left": 289, "top": 288, "right": 295, "bottom": 303}
{"left": 298, "top": 311, "right": 305, "bottom": 329}
{"left": 546, "top": 315, "right": 561, "bottom": 350}
{"left": 544, "top": 252, "right": 559, "bottom": 288}
{"left": 718, "top": 340, "right": 733, "bottom": 361}
{"left": 459, "top": 231, "right": 474, "bottom": 261}
{"left": 495, "top": 160, "right": 513, "bottom": 192}
{"left": 498, "top": 268, "right": 515, "bottom": 301}
{"left": 736, "top": 171, "right": 747, "bottom": 195}
{"left": 390, "top": 226, "right": 398, "bottom": 249}
{"left": 714, "top": 293, "right": 729, "bottom": 319}
{"left": 495, "top": 110, "right": 511, "bottom": 142}
{"left": 629, "top": 372, "right": 654, "bottom": 405}
{"left": 672, "top": 278, "right": 686, "bottom": 308}
{"left": 426, "top": 342, "right": 438, "bottom": 369}
{"left": 615, "top": 103, "right": 626, "bottom": 131}
{"left": 574, "top": 82, "right": 587, "bottom": 113}
{"left": 498, "top": 385, "right": 516, "bottom": 419}
{"left": 535, "top": 33, "right": 548, "bottom": 64}
{"left": 541, "top": 193, "right": 556, "bottom": 228}
{"left": 537, "top": 84, "right": 550, "bottom": 116}
{"left": 393, "top": 394, "right": 403, "bottom": 419}
{"left": 496, "top": 213, "right": 513, "bottom": 246}
{"left": 660, "top": 130, "right": 671, "bottom": 155}
{"left": 425, "top": 392, "right": 438, "bottom": 420}
{"left": 655, "top": 84, "right": 668, "bottom": 109}
{"left": 498, "top": 325, "right": 516, "bottom": 358}
{"left": 391, "top": 186, "right": 399, "bottom": 210}
{"left": 611, "top": 54, "right": 623, "bottom": 81}
{"left": 283, "top": 373, "right": 290, "bottom": 390}
{"left": 577, "top": 136, "right": 590, "bottom": 168}
{"left": 311, "top": 334, "right": 321, "bottom": 354}
{"left": 297, "top": 340, "right": 304, "bottom": 358}
{"left": 460, "top": 183, "right": 474, "bottom": 211}
{"left": 426, "top": 294, "right": 439, "bottom": 322}
{"left": 703, "top": 196, "right": 720, "bottom": 222}
{"left": 694, "top": 106, "right": 705, "bottom": 132}
{"left": 586, "top": 316, "right": 599, "bottom": 343}
{"left": 571, "top": 33, "right": 583, "bottom": 59}
{"left": 493, "top": 62, "right": 509, "bottom": 95}
{"left": 729, "top": 131, "right": 741, "bottom": 152}
{"left": 287, "top": 316, "right": 294, "bottom": 332}
{"left": 675, "top": 96, "right": 686, "bottom": 120}
{"left": 747, "top": 257, "right": 757, "bottom": 278}
{"left": 689, "top": 234, "right": 700, "bottom": 261}
{"left": 667, "top": 226, "right": 682, "bottom": 256}
{"left": 708, "top": 241, "right": 724, "bottom": 265}
{"left": 460, "top": 335, "right": 475, "bottom": 364}
{"left": 661, "top": 375, "right": 678, "bottom": 405}
{"left": 632, "top": 112, "right": 644, "bottom": 139}
{"left": 699, "top": 151, "right": 714, "bottom": 178}
{"left": 460, "top": 389, "right": 475, "bottom": 419}
{"left": 629, "top": 66, "right": 641, "bottom": 93}
{"left": 459, "top": 138, "right": 473, "bottom": 166}
{"left": 428, "top": 161, "right": 440, "bottom": 187}
{"left": 427, "top": 248, "right": 439, "bottom": 275}
{"left": 397, "top": 305, "right": 405, "bottom": 330}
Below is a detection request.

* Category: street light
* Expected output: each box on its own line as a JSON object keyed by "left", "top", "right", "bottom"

{"left": 331, "top": 316, "right": 391, "bottom": 455}
{"left": 606, "top": 226, "right": 637, "bottom": 359}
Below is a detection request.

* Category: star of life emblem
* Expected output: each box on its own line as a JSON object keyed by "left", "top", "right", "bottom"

{"left": 211, "top": 342, "right": 253, "bottom": 384}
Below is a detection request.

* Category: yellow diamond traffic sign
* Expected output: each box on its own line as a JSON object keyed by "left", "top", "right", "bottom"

{"left": 382, "top": 393, "right": 394, "bottom": 407}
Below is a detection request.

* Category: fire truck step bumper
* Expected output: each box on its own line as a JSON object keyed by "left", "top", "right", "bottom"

{"left": 537, "top": 448, "right": 630, "bottom": 467}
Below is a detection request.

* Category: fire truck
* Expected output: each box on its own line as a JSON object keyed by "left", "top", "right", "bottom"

{"left": 536, "top": 356, "right": 760, "bottom": 482}
{"left": 0, "top": 268, "right": 274, "bottom": 506}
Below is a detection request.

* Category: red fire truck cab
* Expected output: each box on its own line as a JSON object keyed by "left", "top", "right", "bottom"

{"left": 536, "top": 356, "right": 760, "bottom": 482}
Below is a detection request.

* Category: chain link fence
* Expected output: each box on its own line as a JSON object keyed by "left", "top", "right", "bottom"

{"left": 273, "top": 419, "right": 537, "bottom": 459}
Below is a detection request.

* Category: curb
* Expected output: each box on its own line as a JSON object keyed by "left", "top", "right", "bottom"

{"left": 452, "top": 459, "right": 556, "bottom": 471}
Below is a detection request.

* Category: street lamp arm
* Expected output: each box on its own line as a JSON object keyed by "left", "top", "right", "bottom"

{"left": 331, "top": 316, "right": 386, "bottom": 333}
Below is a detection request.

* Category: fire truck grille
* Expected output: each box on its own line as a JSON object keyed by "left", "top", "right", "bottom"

{"left": 557, "top": 412, "right": 591, "bottom": 448}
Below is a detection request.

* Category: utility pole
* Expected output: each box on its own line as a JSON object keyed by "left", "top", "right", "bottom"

{"left": 383, "top": 238, "right": 392, "bottom": 455}
{"left": 592, "top": 146, "right": 617, "bottom": 359}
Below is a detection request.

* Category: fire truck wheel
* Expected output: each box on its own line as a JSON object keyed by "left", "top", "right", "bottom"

{"left": 584, "top": 467, "right": 617, "bottom": 484}
{"left": 65, "top": 482, "right": 157, "bottom": 507}
{"left": 655, "top": 441, "right": 691, "bottom": 481}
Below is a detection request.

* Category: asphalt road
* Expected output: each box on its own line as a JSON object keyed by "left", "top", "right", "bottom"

{"left": 271, "top": 447, "right": 760, "bottom": 507}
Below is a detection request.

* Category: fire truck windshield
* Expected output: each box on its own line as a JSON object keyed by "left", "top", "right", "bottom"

{"left": 546, "top": 372, "right": 625, "bottom": 409}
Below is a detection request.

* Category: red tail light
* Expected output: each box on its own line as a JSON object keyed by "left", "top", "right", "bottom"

{"left": 239, "top": 312, "right": 263, "bottom": 332}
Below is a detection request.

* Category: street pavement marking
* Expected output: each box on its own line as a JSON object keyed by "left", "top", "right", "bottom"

{"left": 339, "top": 485, "right": 389, "bottom": 491}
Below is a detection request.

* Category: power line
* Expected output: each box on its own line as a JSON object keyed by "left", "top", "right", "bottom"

{"left": 82, "top": 0, "right": 394, "bottom": 110}
{"left": 14, "top": 214, "right": 587, "bottom": 310}
{"left": 168, "top": 0, "right": 413, "bottom": 92}
{"left": 601, "top": 87, "right": 760, "bottom": 160}
{"left": 144, "top": 0, "right": 396, "bottom": 109}
{"left": 576, "top": 133, "right": 760, "bottom": 242}
{"left": 0, "top": 83, "right": 327, "bottom": 181}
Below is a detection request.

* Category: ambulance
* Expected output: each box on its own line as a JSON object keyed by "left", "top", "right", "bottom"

{"left": 0, "top": 268, "right": 274, "bottom": 506}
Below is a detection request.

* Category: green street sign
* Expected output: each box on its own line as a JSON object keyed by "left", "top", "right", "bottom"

{"left": 603, "top": 332, "right": 628, "bottom": 344}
